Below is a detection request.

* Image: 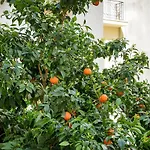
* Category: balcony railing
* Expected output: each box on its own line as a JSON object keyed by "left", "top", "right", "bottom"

{"left": 104, "top": 0, "right": 124, "bottom": 21}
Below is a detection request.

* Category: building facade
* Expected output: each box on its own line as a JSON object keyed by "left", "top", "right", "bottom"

{"left": 124, "top": 0, "right": 150, "bottom": 81}
{"left": 100, "top": 0, "right": 150, "bottom": 81}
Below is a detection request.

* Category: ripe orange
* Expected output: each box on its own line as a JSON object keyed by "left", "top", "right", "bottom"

{"left": 107, "top": 128, "right": 114, "bottom": 136}
{"left": 92, "top": 1, "right": 99, "bottom": 6}
{"left": 83, "top": 68, "right": 92, "bottom": 75}
{"left": 96, "top": 103, "right": 102, "bottom": 108}
{"left": 99, "top": 94, "right": 108, "bottom": 103}
{"left": 139, "top": 104, "right": 145, "bottom": 109}
{"left": 116, "top": 91, "right": 124, "bottom": 97}
{"left": 103, "top": 139, "right": 112, "bottom": 145}
{"left": 64, "top": 112, "right": 72, "bottom": 121}
{"left": 108, "top": 87, "right": 113, "bottom": 91}
{"left": 50, "top": 76, "right": 59, "bottom": 84}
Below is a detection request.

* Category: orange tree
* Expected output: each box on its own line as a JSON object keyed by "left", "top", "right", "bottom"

{"left": 0, "top": 0, "right": 150, "bottom": 149}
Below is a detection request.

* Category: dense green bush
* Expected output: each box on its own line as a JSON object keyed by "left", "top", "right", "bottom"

{"left": 0, "top": 0, "right": 150, "bottom": 149}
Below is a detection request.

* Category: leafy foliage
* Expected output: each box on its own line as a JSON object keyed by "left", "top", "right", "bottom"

{"left": 0, "top": 0, "right": 150, "bottom": 150}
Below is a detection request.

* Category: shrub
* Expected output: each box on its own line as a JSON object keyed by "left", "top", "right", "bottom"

{"left": 0, "top": 0, "right": 150, "bottom": 149}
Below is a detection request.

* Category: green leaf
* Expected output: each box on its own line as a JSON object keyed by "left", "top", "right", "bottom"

{"left": 144, "top": 130, "right": 150, "bottom": 137}
{"left": 72, "top": 123, "right": 80, "bottom": 129}
{"left": 118, "top": 139, "right": 125, "bottom": 149}
{"left": 35, "top": 117, "right": 50, "bottom": 128}
{"left": 131, "top": 127, "right": 142, "bottom": 135}
{"left": 76, "top": 145, "right": 82, "bottom": 150}
{"left": 68, "top": 89, "right": 76, "bottom": 95}
{"left": 72, "top": 16, "right": 77, "bottom": 22}
{"left": 59, "top": 141, "right": 70, "bottom": 146}
{"left": 101, "top": 144, "right": 107, "bottom": 150}
{"left": 116, "top": 98, "right": 122, "bottom": 106}
{"left": 44, "top": 95, "right": 49, "bottom": 102}
{"left": 78, "top": 110, "right": 85, "bottom": 116}
{"left": 80, "top": 125, "right": 84, "bottom": 133}
{"left": 1, "top": 142, "right": 13, "bottom": 150}
{"left": 41, "top": 23, "right": 48, "bottom": 31}
{"left": 26, "top": 86, "right": 32, "bottom": 93}
{"left": 28, "top": 82, "right": 34, "bottom": 91}
{"left": 127, "top": 136, "right": 135, "bottom": 144}
{"left": 44, "top": 104, "right": 50, "bottom": 113}
{"left": 134, "top": 125, "right": 145, "bottom": 132}
{"left": 19, "top": 84, "right": 26, "bottom": 93}
{"left": 51, "top": 87, "right": 64, "bottom": 96}
{"left": 60, "top": 70, "right": 66, "bottom": 78}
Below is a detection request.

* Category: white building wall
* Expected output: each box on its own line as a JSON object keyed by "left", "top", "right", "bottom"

{"left": 123, "top": 0, "right": 150, "bottom": 81}
{"left": 77, "top": 3, "right": 104, "bottom": 71}
{"left": 0, "top": 2, "right": 11, "bottom": 24}
{"left": 77, "top": 3, "right": 103, "bottom": 39}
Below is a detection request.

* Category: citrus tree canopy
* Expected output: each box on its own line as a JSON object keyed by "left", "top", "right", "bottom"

{"left": 0, "top": 0, "right": 150, "bottom": 150}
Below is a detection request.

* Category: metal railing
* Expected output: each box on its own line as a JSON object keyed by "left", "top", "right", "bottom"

{"left": 103, "top": 0, "right": 124, "bottom": 21}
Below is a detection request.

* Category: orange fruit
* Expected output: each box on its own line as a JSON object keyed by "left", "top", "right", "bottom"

{"left": 107, "top": 128, "right": 114, "bottom": 136}
{"left": 108, "top": 87, "right": 113, "bottom": 91}
{"left": 92, "top": 1, "right": 99, "bottom": 6}
{"left": 136, "top": 97, "right": 140, "bottom": 101}
{"left": 139, "top": 104, "right": 145, "bottom": 109}
{"left": 99, "top": 94, "right": 108, "bottom": 103}
{"left": 50, "top": 76, "right": 59, "bottom": 84}
{"left": 83, "top": 68, "right": 92, "bottom": 75}
{"left": 96, "top": 103, "right": 102, "bottom": 108}
{"left": 103, "top": 139, "right": 112, "bottom": 145}
{"left": 64, "top": 112, "right": 72, "bottom": 121}
{"left": 116, "top": 91, "right": 124, "bottom": 97}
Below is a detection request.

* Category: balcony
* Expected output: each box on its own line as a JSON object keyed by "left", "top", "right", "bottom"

{"left": 103, "top": 0, "right": 127, "bottom": 27}
{"left": 104, "top": 0, "right": 124, "bottom": 21}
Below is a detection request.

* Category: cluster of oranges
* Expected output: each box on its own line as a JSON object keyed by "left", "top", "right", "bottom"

{"left": 49, "top": 67, "right": 115, "bottom": 146}
{"left": 49, "top": 68, "right": 110, "bottom": 120}
{"left": 49, "top": 68, "right": 93, "bottom": 121}
{"left": 49, "top": 68, "right": 92, "bottom": 85}
{"left": 49, "top": 67, "right": 147, "bottom": 147}
{"left": 103, "top": 128, "right": 114, "bottom": 145}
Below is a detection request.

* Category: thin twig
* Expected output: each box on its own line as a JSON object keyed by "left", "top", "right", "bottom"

{"left": 43, "top": 66, "right": 48, "bottom": 88}
{"left": 38, "top": 63, "right": 44, "bottom": 82}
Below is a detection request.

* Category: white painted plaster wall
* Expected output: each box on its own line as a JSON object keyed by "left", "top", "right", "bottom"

{"left": 123, "top": 0, "right": 150, "bottom": 82}
{"left": 0, "top": 2, "right": 12, "bottom": 24}
{"left": 77, "top": 3, "right": 103, "bottom": 39}
{"left": 77, "top": 3, "right": 104, "bottom": 71}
